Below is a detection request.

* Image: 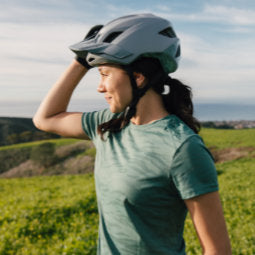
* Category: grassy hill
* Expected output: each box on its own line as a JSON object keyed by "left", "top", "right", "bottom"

{"left": 0, "top": 138, "right": 96, "bottom": 177}
{"left": 0, "top": 128, "right": 254, "bottom": 254}
{"left": 1, "top": 127, "right": 255, "bottom": 178}
{"left": 0, "top": 117, "right": 34, "bottom": 145}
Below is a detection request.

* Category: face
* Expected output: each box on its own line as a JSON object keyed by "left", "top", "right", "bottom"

{"left": 97, "top": 65, "right": 133, "bottom": 113}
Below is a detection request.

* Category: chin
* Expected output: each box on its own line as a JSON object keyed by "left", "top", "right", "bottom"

{"left": 110, "top": 105, "right": 124, "bottom": 113}
{"left": 110, "top": 108, "right": 121, "bottom": 113}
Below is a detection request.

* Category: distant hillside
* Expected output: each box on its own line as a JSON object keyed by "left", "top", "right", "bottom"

{"left": 2, "top": 117, "right": 254, "bottom": 147}
{"left": 0, "top": 117, "right": 59, "bottom": 146}
{"left": 1, "top": 128, "right": 255, "bottom": 178}
{"left": 0, "top": 139, "right": 95, "bottom": 178}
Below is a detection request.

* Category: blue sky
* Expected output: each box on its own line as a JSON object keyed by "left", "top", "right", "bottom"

{"left": 0, "top": 0, "right": 255, "bottom": 117}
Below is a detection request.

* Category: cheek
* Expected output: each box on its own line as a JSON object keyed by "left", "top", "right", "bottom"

{"left": 121, "top": 77, "right": 133, "bottom": 98}
{"left": 120, "top": 85, "right": 132, "bottom": 105}
{"left": 112, "top": 78, "right": 132, "bottom": 97}
{"left": 123, "top": 83, "right": 132, "bottom": 95}
{"left": 108, "top": 73, "right": 133, "bottom": 105}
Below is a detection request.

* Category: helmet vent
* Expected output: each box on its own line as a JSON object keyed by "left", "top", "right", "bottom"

{"left": 159, "top": 27, "right": 176, "bottom": 38}
{"left": 84, "top": 25, "right": 103, "bottom": 41}
{"left": 103, "top": 32, "right": 123, "bottom": 43}
{"left": 175, "top": 45, "right": 181, "bottom": 58}
{"left": 88, "top": 57, "right": 95, "bottom": 63}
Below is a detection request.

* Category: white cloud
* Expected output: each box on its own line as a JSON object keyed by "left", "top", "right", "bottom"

{"left": 0, "top": 21, "right": 100, "bottom": 101}
{"left": 154, "top": 4, "right": 172, "bottom": 12}
{"left": 0, "top": 1, "right": 254, "bottom": 106}
{"left": 213, "top": 26, "right": 254, "bottom": 34}
{"left": 203, "top": 5, "right": 255, "bottom": 25}
{"left": 160, "top": 4, "right": 255, "bottom": 26}
{"left": 174, "top": 32, "right": 255, "bottom": 101}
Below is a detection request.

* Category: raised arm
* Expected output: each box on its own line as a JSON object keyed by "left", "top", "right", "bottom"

{"left": 185, "top": 191, "right": 232, "bottom": 255}
{"left": 33, "top": 59, "right": 89, "bottom": 139}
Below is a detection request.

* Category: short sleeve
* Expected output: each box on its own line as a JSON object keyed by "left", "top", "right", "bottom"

{"left": 170, "top": 135, "right": 219, "bottom": 200}
{"left": 81, "top": 109, "right": 116, "bottom": 140}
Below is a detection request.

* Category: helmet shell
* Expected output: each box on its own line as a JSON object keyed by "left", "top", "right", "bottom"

{"left": 70, "top": 13, "right": 180, "bottom": 73}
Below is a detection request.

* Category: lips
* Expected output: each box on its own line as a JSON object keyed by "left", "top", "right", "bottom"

{"left": 104, "top": 96, "right": 112, "bottom": 103}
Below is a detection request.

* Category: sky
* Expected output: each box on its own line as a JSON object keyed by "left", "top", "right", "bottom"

{"left": 0, "top": 0, "right": 255, "bottom": 117}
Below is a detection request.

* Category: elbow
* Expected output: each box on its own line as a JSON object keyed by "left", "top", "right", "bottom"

{"left": 32, "top": 114, "right": 49, "bottom": 132}
{"left": 32, "top": 115, "right": 43, "bottom": 131}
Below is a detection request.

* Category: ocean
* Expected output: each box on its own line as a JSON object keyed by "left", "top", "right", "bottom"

{"left": 194, "top": 103, "right": 255, "bottom": 121}
{"left": 0, "top": 100, "right": 254, "bottom": 121}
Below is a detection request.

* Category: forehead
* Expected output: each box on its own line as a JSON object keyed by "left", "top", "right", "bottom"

{"left": 98, "top": 66, "right": 110, "bottom": 72}
{"left": 98, "top": 64, "right": 124, "bottom": 73}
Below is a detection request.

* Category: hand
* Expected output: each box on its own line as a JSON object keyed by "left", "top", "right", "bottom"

{"left": 74, "top": 25, "right": 103, "bottom": 70}
{"left": 75, "top": 55, "right": 91, "bottom": 70}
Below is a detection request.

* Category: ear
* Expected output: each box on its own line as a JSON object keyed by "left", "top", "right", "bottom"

{"left": 133, "top": 72, "right": 146, "bottom": 88}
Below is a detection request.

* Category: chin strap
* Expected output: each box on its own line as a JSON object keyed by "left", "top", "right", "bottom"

{"left": 123, "top": 67, "right": 151, "bottom": 121}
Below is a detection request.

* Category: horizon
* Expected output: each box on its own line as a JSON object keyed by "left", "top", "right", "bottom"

{"left": 0, "top": 99, "right": 254, "bottom": 121}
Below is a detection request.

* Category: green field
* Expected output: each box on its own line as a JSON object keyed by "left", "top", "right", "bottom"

{"left": 0, "top": 174, "right": 98, "bottom": 255}
{"left": 0, "top": 138, "right": 80, "bottom": 151}
{"left": 0, "top": 128, "right": 254, "bottom": 254}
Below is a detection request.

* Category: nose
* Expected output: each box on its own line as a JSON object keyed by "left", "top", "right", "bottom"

{"left": 97, "top": 82, "right": 106, "bottom": 93}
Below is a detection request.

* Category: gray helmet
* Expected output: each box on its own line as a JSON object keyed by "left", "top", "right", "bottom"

{"left": 70, "top": 13, "right": 180, "bottom": 73}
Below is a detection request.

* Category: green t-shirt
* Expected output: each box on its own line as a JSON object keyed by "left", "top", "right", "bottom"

{"left": 82, "top": 109, "right": 218, "bottom": 255}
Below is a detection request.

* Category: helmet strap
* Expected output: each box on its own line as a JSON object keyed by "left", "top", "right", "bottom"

{"left": 123, "top": 66, "right": 151, "bottom": 121}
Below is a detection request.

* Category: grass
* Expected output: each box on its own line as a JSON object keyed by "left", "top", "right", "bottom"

{"left": 200, "top": 128, "right": 255, "bottom": 149}
{"left": 184, "top": 157, "right": 255, "bottom": 254}
{"left": 0, "top": 128, "right": 254, "bottom": 254}
{"left": 183, "top": 128, "right": 255, "bottom": 254}
{"left": 0, "top": 138, "right": 81, "bottom": 151}
{"left": 0, "top": 174, "right": 98, "bottom": 255}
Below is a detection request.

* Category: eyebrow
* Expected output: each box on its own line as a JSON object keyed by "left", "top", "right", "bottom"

{"left": 98, "top": 67, "right": 107, "bottom": 72}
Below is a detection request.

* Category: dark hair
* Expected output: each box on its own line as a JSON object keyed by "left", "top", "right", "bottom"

{"left": 97, "top": 58, "right": 200, "bottom": 139}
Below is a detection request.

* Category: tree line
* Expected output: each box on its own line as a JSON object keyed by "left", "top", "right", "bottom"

{"left": 0, "top": 117, "right": 60, "bottom": 146}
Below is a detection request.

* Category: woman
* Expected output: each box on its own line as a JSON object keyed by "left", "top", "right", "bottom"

{"left": 33, "top": 14, "right": 231, "bottom": 255}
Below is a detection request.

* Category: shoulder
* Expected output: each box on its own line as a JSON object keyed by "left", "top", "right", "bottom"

{"left": 166, "top": 117, "right": 218, "bottom": 199}
{"left": 81, "top": 108, "right": 121, "bottom": 140}
{"left": 82, "top": 108, "right": 121, "bottom": 127}
{"left": 163, "top": 115, "right": 200, "bottom": 151}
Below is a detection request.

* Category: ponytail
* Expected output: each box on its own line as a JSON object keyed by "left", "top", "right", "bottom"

{"left": 161, "top": 77, "right": 200, "bottom": 134}
{"left": 97, "top": 58, "right": 200, "bottom": 139}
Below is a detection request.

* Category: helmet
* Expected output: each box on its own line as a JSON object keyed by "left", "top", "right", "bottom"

{"left": 69, "top": 13, "right": 180, "bottom": 73}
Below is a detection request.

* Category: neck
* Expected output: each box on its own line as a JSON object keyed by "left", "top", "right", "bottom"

{"left": 130, "top": 89, "right": 169, "bottom": 125}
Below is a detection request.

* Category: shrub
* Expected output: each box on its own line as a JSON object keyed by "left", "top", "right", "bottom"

{"left": 0, "top": 147, "right": 32, "bottom": 174}
{"left": 30, "top": 142, "right": 57, "bottom": 167}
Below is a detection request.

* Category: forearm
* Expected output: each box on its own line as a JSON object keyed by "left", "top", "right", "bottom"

{"left": 33, "top": 59, "right": 87, "bottom": 126}
{"left": 203, "top": 251, "right": 231, "bottom": 255}
{"left": 185, "top": 192, "right": 232, "bottom": 255}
